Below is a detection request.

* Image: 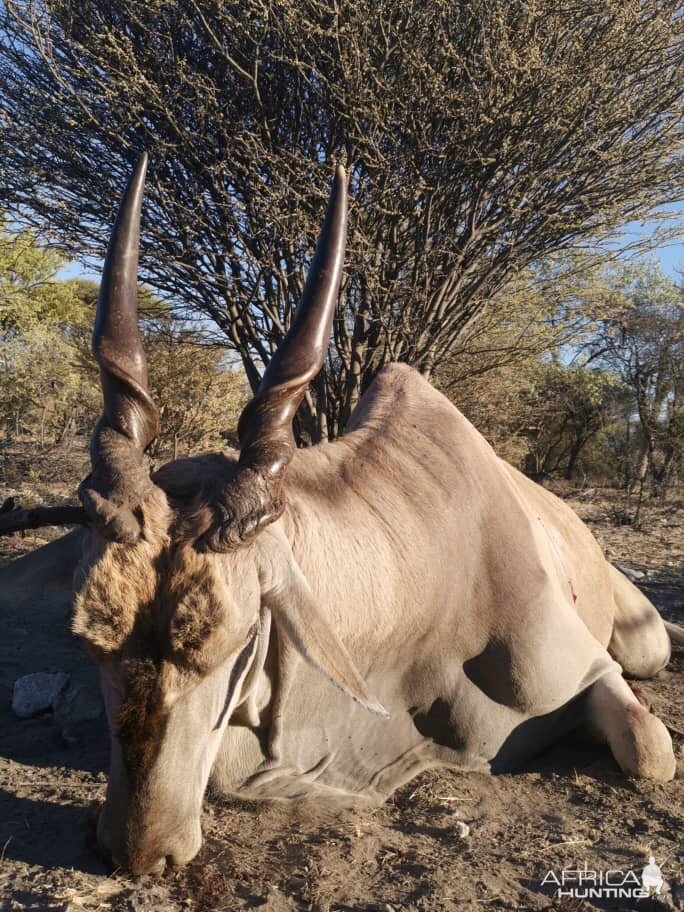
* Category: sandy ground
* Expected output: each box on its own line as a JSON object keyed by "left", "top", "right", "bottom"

{"left": 0, "top": 481, "right": 681, "bottom": 912}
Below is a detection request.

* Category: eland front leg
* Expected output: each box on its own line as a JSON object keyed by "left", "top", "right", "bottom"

{"left": 585, "top": 670, "right": 675, "bottom": 781}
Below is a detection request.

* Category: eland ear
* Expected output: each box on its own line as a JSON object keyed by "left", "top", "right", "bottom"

{"left": 255, "top": 528, "right": 389, "bottom": 719}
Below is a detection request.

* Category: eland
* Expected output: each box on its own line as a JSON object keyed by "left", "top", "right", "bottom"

{"left": 1, "top": 155, "right": 679, "bottom": 875}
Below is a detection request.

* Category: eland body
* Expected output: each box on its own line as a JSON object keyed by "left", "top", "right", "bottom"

{"left": 1, "top": 157, "right": 677, "bottom": 875}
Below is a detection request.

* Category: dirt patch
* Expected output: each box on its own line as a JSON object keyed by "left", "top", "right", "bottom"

{"left": 0, "top": 489, "right": 682, "bottom": 912}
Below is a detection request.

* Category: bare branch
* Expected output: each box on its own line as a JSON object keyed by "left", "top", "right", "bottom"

{"left": 0, "top": 503, "right": 89, "bottom": 536}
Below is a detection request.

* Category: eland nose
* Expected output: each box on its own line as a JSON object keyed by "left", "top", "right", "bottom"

{"left": 97, "top": 818, "right": 203, "bottom": 875}
{"left": 108, "top": 844, "right": 200, "bottom": 875}
{"left": 139, "top": 843, "right": 203, "bottom": 875}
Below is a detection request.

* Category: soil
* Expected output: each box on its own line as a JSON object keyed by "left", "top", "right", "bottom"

{"left": 0, "top": 480, "right": 682, "bottom": 912}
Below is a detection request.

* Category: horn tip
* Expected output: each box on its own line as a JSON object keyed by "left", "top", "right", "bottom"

{"left": 334, "top": 162, "right": 346, "bottom": 183}
{"left": 134, "top": 150, "right": 149, "bottom": 179}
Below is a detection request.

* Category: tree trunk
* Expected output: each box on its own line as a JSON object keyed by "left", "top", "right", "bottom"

{"left": 623, "top": 415, "right": 632, "bottom": 491}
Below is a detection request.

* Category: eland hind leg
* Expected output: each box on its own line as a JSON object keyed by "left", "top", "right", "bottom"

{"left": 607, "top": 565, "right": 671, "bottom": 679}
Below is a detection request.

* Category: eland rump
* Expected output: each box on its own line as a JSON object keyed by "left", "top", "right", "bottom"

{"left": 3, "top": 155, "right": 678, "bottom": 875}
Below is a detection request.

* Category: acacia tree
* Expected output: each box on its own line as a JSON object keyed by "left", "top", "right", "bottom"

{"left": 521, "top": 365, "right": 623, "bottom": 481}
{"left": 1, "top": 0, "right": 682, "bottom": 438}
{"left": 69, "top": 282, "right": 249, "bottom": 459}
{"left": 0, "top": 220, "right": 246, "bottom": 458}
{"left": 588, "top": 264, "right": 683, "bottom": 501}
{"left": 145, "top": 326, "right": 248, "bottom": 459}
{"left": 0, "top": 219, "right": 96, "bottom": 443}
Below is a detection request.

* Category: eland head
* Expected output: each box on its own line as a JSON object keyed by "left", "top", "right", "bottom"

{"left": 47, "top": 154, "right": 383, "bottom": 874}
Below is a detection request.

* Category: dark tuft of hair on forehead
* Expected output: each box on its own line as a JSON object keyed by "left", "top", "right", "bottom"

{"left": 116, "top": 657, "right": 168, "bottom": 780}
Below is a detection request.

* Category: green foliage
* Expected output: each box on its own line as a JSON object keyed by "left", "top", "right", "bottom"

{"left": 445, "top": 258, "right": 683, "bottom": 495}
{"left": 0, "top": 219, "right": 88, "bottom": 332}
{"left": 0, "top": 221, "right": 97, "bottom": 442}
{"left": 145, "top": 326, "right": 248, "bottom": 458}
{"left": 520, "top": 364, "right": 625, "bottom": 480}
{"left": 588, "top": 263, "right": 683, "bottom": 499}
{"left": 0, "top": 222, "right": 246, "bottom": 457}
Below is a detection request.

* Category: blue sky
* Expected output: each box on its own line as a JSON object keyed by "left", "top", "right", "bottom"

{"left": 58, "top": 261, "right": 99, "bottom": 281}
{"left": 613, "top": 204, "right": 684, "bottom": 279}
{"left": 654, "top": 241, "right": 683, "bottom": 278}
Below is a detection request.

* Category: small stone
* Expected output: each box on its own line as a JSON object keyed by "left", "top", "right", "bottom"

{"left": 613, "top": 562, "right": 645, "bottom": 581}
{"left": 12, "top": 672, "right": 69, "bottom": 719}
{"left": 453, "top": 820, "right": 470, "bottom": 838}
{"left": 52, "top": 682, "right": 103, "bottom": 729}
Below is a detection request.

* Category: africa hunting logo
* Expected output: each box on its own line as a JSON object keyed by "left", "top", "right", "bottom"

{"left": 541, "top": 857, "right": 664, "bottom": 901}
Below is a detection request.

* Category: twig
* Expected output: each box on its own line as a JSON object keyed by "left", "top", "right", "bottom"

{"left": 15, "top": 782, "right": 105, "bottom": 788}
{"left": 0, "top": 837, "right": 12, "bottom": 862}
{"left": 545, "top": 838, "right": 593, "bottom": 848}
